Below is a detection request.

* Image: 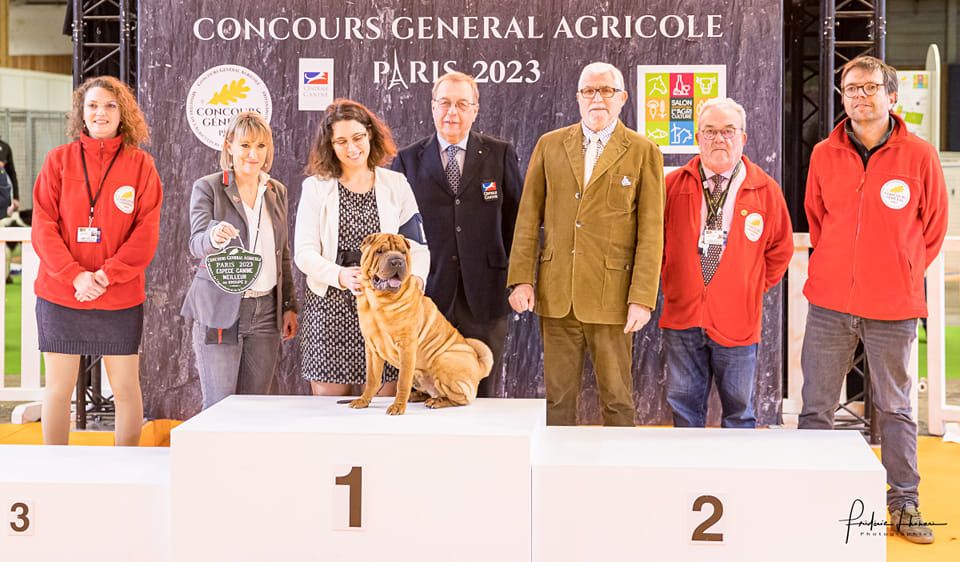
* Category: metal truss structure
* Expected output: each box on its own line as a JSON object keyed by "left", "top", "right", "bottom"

{"left": 71, "top": 0, "right": 137, "bottom": 89}
{"left": 784, "top": 0, "right": 885, "bottom": 231}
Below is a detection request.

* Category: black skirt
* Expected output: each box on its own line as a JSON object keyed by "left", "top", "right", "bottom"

{"left": 36, "top": 298, "right": 144, "bottom": 355}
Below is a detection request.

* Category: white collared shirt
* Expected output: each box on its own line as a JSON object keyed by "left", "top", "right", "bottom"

{"left": 698, "top": 162, "right": 746, "bottom": 247}
{"left": 581, "top": 120, "right": 617, "bottom": 155}
{"left": 437, "top": 133, "right": 468, "bottom": 172}
{"left": 212, "top": 172, "right": 278, "bottom": 292}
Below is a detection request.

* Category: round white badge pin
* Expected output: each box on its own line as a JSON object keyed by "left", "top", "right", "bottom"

{"left": 880, "top": 180, "right": 910, "bottom": 210}
{"left": 114, "top": 185, "right": 135, "bottom": 214}
{"left": 744, "top": 212, "right": 764, "bottom": 242}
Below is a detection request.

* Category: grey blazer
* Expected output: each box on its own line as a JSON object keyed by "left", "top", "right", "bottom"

{"left": 180, "top": 171, "right": 298, "bottom": 331}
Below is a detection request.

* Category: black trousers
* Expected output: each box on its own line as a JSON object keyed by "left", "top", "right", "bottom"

{"left": 449, "top": 279, "right": 509, "bottom": 398}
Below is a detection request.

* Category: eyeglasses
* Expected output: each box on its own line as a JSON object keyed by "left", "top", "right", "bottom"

{"left": 842, "top": 83, "right": 885, "bottom": 97}
{"left": 433, "top": 98, "right": 477, "bottom": 112}
{"left": 332, "top": 131, "right": 368, "bottom": 149}
{"left": 84, "top": 102, "right": 119, "bottom": 112}
{"left": 577, "top": 87, "right": 623, "bottom": 99}
{"left": 699, "top": 127, "right": 742, "bottom": 141}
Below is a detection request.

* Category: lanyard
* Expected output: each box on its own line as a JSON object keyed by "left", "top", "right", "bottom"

{"left": 233, "top": 183, "right": 265, "bottom": 254}
{"left": 698, "top": 160, "right": 742, "bottom": 226}
{"left": 222, "top": 171, "right": 267, "bottom": 254}
{"left": 248, "top": 193, "right": 265, "bottom": 254}
{"left": 79, "top": 141, "right": 123, "bottom": 227}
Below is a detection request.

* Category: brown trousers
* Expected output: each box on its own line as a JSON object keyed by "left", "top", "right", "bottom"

{"left": 540, "top": 309, "right": 635, "bottom": 426}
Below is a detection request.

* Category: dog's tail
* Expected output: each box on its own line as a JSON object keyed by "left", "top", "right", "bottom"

{"left": 465, "top": 338, "right": 494, "bottom": 380}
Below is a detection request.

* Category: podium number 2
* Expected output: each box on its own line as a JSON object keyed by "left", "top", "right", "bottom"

{"left": 335, "top": 467, "right": 362, "bottom": 528}
{"left": 691, "top": 495, "right": 723, "bottom": 542}
{"left": 9, "top": 501, "right": 30, "bottom": 534}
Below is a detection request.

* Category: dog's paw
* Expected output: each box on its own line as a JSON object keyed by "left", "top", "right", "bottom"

{"left": 425, "top": 397, "right": 455, "bottom": 409}
{"left": 385, "top": 401, "right": 407, "bottom": 415}
{"left": 348, "top": 398, "right": 371, "bottom": 409}
{"left": 408, "top": 389, "right": 430, "bottom": 403}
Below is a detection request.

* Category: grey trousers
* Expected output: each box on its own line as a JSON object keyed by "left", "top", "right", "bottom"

{"left": 192, "top": 294, "right": 281, "bottom": 410}
{"left": 799, "top": 303, "right": 920, "bottom": 510}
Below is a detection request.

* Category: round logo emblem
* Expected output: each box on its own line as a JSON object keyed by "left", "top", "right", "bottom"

{"left": 186, "top": 64, "right": 272, "bottom": 150}
{"left": 744, "top": 212, "right": 764, "bottom": 242}
{"left": 113, "top": 186, "right": 135, "bottom": 214}
{"left": 880, "top": 180, "right": 910, "bottom": 210}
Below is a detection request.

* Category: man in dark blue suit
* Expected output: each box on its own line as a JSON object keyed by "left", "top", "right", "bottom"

{"left": 392, "top": 71, "right": 522, "bottom": 397}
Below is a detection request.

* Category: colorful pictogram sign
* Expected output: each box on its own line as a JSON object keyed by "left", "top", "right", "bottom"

{"left": 636, "top": 65, "right": 726, "bottom": 154}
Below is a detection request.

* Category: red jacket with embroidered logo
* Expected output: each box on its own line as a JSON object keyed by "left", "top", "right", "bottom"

{"left": 659, "top": 156, "right": 793, "bottom": 347}
{"left": 804, "top": 114, "right": 948, "bottom": 320}
{"left": 31, "top": 134, "right": 163, "bottom": 310}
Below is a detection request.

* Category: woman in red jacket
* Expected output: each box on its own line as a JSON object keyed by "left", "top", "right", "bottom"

{"left": 31, "top": 76, "right": 162, "bottom": 446}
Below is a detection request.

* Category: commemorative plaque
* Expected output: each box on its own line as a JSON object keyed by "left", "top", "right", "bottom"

{"left": 204, "top": 247, "right": 263, "bottom": 293}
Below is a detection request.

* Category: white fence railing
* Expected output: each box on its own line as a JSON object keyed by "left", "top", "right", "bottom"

{"left": 926, "top": 236, "right": 960, "bottom": 435}
{"left": 0, "top": 226, "right": 42, "bottom": 401}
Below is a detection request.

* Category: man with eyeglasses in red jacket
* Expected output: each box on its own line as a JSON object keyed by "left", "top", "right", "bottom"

{"left": 660, "top": 97, "right": 793, "bottom": 429}
{"left": 800, "top": 55, "right": 948, "bottom": 545}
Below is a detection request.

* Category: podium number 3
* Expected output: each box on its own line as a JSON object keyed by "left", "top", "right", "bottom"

{"left": 9, "top": 502, "right": 30, "bottom": 533}
{"left": 335, "top": 467, "right": 362, "bottom": 528}
{"left": 691, "top": 495, "right": 723, "bottom": 542}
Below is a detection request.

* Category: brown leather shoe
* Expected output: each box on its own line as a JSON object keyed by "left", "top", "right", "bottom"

{"left": 889, "top": 504, "right": 935, "bottom": 544}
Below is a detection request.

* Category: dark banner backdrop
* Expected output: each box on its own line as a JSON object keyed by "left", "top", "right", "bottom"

{"left": 138, "top": 0, "right": 784, "bottom": 424}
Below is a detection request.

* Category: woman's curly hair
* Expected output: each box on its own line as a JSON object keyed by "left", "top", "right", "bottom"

{"left": 67, "top": 76, "right": 150, "bottom": 148}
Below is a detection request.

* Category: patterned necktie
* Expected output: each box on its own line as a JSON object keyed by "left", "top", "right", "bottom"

{"left": 445, "top": 144, "right": 461, "bottom": 194}
{"left": 700, "top": 174, "right": 726, "bottom": 285}
{"left": 583, "top": 134, "right": 601, "bottom": 188}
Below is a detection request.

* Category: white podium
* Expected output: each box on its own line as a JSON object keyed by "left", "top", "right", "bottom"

{"left": 171, "top": 396, "right": 544, "bottom": 562}
{"left": 532, "top": 427, "right": 886, "bottom": 561}
{"left": 0, "top": 445, "right": 171, "bottom": 562}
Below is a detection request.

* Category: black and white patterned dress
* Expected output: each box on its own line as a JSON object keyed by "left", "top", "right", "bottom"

{"left": 300, "top": 183, "right": 398, "bottom": 383}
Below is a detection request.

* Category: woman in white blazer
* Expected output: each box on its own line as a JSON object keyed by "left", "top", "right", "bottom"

{"left": 295, "top": 99, "right": 429, "bottom": 397}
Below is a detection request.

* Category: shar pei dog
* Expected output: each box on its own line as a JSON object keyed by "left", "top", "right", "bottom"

{"left": 349, "top": 233, "right": 493, "bottom": 415}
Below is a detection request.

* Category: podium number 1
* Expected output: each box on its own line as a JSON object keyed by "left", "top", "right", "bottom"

{"left": 8, "top": 501, "right": 32, "bottom": 535}
{"left": 335, "top": 467, "right": 362, "bottom": 528}
{"left": 691, "top": 495, "right": 723, "bottom": 542}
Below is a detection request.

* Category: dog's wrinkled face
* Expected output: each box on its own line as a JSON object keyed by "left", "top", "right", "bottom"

{"left": 360, "top": 233, "right": 411, "bottom": 293}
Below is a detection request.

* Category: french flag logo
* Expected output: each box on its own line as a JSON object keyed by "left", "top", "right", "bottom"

{"left": 482, "top": 181, "right": 499, "bottom": 201}
{"left": 303, "top": 71, "right": 329, "bottom": 85}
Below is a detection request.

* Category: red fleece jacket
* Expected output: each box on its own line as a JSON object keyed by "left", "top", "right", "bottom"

{"left": 804, "top": 114, "right": 948, "bottom": 320}
{"left": 659, "top": 156, "right": 793, "bottom": 347}
{"left": 31, "top": 134, "right": 163, "bottom": 310}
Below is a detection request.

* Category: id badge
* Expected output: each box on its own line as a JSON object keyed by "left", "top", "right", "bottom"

{"left": 77, "top": 226, "right": 101, "bottom": 243}
{"left": 703, "top": 229, "right": 725, "bottom": 246}
{"left": 698, "top": 229, "right": 725, "bottom": 253}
